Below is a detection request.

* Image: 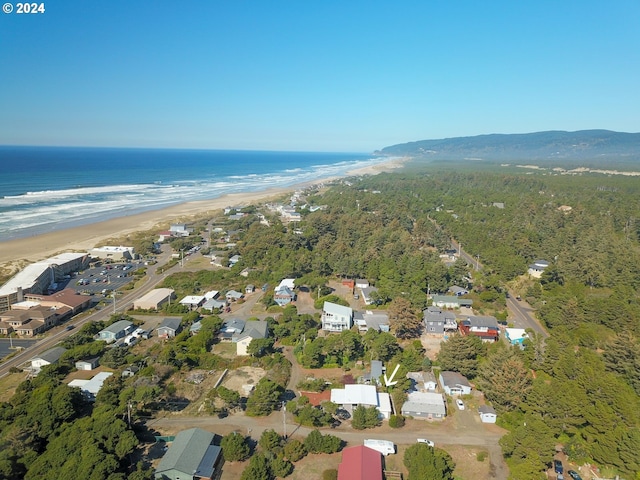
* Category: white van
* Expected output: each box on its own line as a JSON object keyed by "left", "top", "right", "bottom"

{"left": 364, "top": 439, "right": 395, "bottom": 456}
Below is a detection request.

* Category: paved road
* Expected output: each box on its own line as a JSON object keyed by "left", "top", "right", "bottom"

{"left": 505, "top": 295, "right": 548, "bottom": 337}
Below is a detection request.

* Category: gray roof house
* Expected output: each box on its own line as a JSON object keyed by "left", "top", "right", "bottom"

{"left": 439, "top": 371, "right": 472, "bottom": 396}
{"left": 30, "top": 346, "right": 66, "bottom": 373}
{"left": 401, "top": 392, "right": 447, "bottom": 420}
{"left": 423, "top": 306, "right": 458, "bottom": 334}
{"left": 75, "top": 357, "right": 100, "bottom": 371}
{"left": 363, "top": 360, "right": 384, "bottom": 385}
{"left": 235, "top": 320, "right": 269, "bottom": 356}
{"left": 98, "top": 320, "right": 134, "bottom": 343}
{"left": 157, "top": 318, "right": 182, "bottom": 339}
{"left": 219, "top": 319, "right": 245, "bottom": 341}
{"left": 448, "top": 285, "right": 469, "bottom": 296}
{"left": 154, "top": 428, "right": 222, "bottom": 480}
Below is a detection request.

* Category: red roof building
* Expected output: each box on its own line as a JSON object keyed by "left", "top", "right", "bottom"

{"left": 337, "top": 445, "right": 383, "bottom": 480}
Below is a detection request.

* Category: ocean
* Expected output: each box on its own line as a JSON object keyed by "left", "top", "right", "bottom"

{"left": 0, "top": 146, "right": 385, "bottom": 242}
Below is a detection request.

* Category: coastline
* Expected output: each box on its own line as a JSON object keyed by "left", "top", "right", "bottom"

{"left": 0, "top": 156, "right": 406, "bottom": 267}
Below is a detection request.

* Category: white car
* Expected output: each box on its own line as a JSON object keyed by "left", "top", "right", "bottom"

{"left": 456, "top": 399, "right": 465, "bottom": 410}
{"left": 417, "top": 438, "right": 435, "bottom": 447}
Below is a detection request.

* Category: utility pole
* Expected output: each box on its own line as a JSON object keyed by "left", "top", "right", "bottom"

{"left": 112, "top": 292, "right": 116, "bottom": 314}
{"left": 476, "top": 255, "right": 480, "bottom": 271}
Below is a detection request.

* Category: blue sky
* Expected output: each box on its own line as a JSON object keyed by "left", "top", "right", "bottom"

{"left": 1, "top": 1, "right": 639, "bottom": 152}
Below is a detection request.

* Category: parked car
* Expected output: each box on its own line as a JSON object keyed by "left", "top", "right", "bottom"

{"left": 554, "top": 459, "right": 563, "bottom": 474}
{"left": 456, "top": 399, "right": 465, "bottom": 410}
{"left": 417, "top": 438, "right": 435, "bottom": 447}
{"left": 567, "top": 471, "right": 582, "bottom": 480}
{"left": 336, "top": 409, "right": 351, "bottom": 420}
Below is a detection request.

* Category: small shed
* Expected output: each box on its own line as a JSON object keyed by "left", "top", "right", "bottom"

{"left": 75, "top": 357, "right": 100, "bottom": 371}
{"left": 479, "top": 405, "right": 497, "bottom": 423}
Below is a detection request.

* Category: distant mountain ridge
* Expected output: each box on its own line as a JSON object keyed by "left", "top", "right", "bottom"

{"left": 377, "top": 130, "right": 640, "bottom": 163}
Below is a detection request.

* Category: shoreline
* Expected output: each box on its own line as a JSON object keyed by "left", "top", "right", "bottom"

{"left": 0, "top": 156, "right": 407, "bottom": 267}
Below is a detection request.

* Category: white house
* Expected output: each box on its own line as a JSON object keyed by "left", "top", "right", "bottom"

{"left": 330, "top": 384, "right": 392, "bottom": 419}
{"left": 179, "top": 295, "right": 206, "bottom": 310}
{"left": 75, "top": 357, "right": 99, "bottom": 371}
{"left": 505, "top": 328, "right": 529, "bottom": 346}
{"left": 321, "top": 302, "right": 353, "bottom": 332}
{"left": 528, "top": 259, "right": 550, "bottom": 278}
{"left": 439, "top": 371, "right": 472, "bottom": 396}
{"left": 479, "top": 405, "right": 497, "bottom": 423}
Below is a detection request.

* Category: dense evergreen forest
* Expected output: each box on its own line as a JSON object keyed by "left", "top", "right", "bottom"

{"left": 1, "top": 165, "right": 639, "bottom": 479}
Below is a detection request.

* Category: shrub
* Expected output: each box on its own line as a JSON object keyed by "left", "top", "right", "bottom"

{"left": 284, "top": 439, "right": 307, "bottom": 462}
{"left": 476, "top": 450, "right": 488, "bottom": 462}
{"left": 322, "top": 469, "right": 338, "bottom": 480}
{"left": 389, "top": 414, "right": 405, "bottom": 428}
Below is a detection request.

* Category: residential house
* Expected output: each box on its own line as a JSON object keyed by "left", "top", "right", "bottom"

{"left": 274, "top": 278, "right": 296, "bottom": 306}
{"left": 169, "top": 224, "right": 191, "bottom": 237}
{"left": 355, "top": 279, "right": 370, "bottom": 289}
{"left": 353, "top": 311, "right": 390, "bottom": 332}
{"left": 234, "top": 320, "right": 269, "bottom": 356}
{"left": 133, "top": 288, "right": 175, "bottom": 310}
{"left": 75, "top": 357, "right": 99, "bottom": 371}
{"left": 97, "top": 320, "right": 134, "bottom": 343}
{"left": 273, "top": 285, "right": 295, "bottom": 306}
{"left": 423, "top": 306, "right": 458, "bottom": 335}
{"left": 228, "top": 254, "right": 242, "bottom": 267}
{"left": 321, "top": 302, "right": 353, "bottom": 332}
{"left": 225, "top": 290, "right": 243, "bottom": 302}
{"left": 337, "top": 445, "right": 383, "bottom": 480}
{"left": 202, "top": 297, "right": 227, "bottom": 311}
{"left": 505, "top": 328, "right": 528, "bottom": 346}
{"left": 68, "top": 372, "right": 113, "bottom": 401}
{"left": 401, "top": 392, "right": 447, "bottom": 420}
{"left": 122, "top": 365, "right": 139, "bottom": 378}
{"left": 439, "top": 371, "right": 472, "bottom": 396}
{"left": 448, "top": 285, "right": 469, "bottom": 296}
{"left": 362, "top": 360, "right": 383, "bottom": 385}
{"left": 219, "top": 319, "right": 245, "bottom": 341}
{"left": 179, "top": 295, "right": 205, "bottom": 310}
{"left": 460, "top": 316, "right": 500, "bottom": 342}
{"left": 360, "top": 286, "right": 379, "bottom": 305}
{"left": 330, "top": 384, "right": 392, "bottom": 419}
{"left": 157, "top": 318, "right": 182, "bottom": 339}
{"left": 431, "top": 295, "right": 473, "bottom": 309}
{"left": 189, "top": 321, "right": 202, "bottom": 335}
{"left": 245, "top": 284, "right": 255, "bottom": 294}
{"left": 30, "top": 346, "right": 66, "bottom": 374}
{"left": 406, "top": 371, "right": 438, "bottom": 392}
{"left": 479, "top": 405, "right": 498, "bottom": 423}
{"left": 528, "top": 259, "right": 550, "bottom": 278}
{"left": 154, "top": 428, "right": 222, "bottom": 480}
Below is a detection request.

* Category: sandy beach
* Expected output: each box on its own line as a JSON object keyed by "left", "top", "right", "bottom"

{"left": 0, "top": 157, "right": 406, "bottom": 268}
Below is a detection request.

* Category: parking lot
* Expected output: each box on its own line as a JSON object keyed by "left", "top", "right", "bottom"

{"left": 61, "top": 261, "right": 143, "bottom": 297}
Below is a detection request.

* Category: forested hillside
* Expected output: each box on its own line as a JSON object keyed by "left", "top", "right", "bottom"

{"left": 377, "top": 130, "right": 640, "bottom": 165}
